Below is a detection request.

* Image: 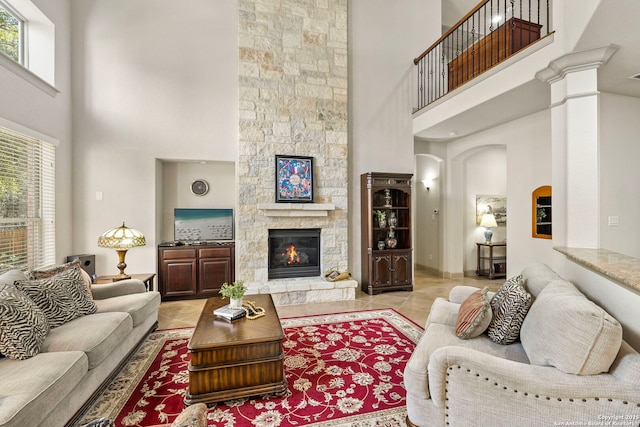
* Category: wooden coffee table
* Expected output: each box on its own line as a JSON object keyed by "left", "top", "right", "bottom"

{"left": 184, "top": 294, "right": 287, "bottom": 405}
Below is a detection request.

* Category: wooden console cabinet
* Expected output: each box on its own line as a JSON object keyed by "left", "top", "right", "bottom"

{"left": 158, "top": 242, "right": 235, "bottom": 300}
{"left": 448, "top": 17, "right": 542, "bottom": 90}
{"left": 361, "top": 172, "right": 413, "bottom": 295}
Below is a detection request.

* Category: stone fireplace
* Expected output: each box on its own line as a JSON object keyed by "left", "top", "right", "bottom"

{"left": 236, "top": 0, "right": 355, "bottom": 305}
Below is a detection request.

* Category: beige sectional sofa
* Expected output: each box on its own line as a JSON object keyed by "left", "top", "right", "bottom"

{"left": 0, "top": 266, "right": 161, "bottom": 427}
{"left": 404, "top": 263, "right": 640, "bottom": 427}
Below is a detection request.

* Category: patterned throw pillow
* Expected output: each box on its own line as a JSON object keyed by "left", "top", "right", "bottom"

{"left": 0, "top": 283, "right": 49, "bottom": 359}
{"left": 455, "top": 287, "right": 492, "bottom": 339}
{"left": 486, "top": 275, "right": 532, "bottom": 345}
{"left": 15, "top": 267, "right": 97, "bottom": 328}
{"left": 30, "top": 259, "right": 93, "bottom": 298}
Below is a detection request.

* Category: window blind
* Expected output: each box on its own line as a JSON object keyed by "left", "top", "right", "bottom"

{"left": 0, "top": 126, "right": 55, "bottom": 273}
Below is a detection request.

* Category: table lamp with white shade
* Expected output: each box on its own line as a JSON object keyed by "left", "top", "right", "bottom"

{"left": 480, "top": 213, "right": 498, "bottom": 243}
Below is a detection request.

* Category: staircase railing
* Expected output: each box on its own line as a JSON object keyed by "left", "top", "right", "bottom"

{"left": 414, "top": 0, "right": 551, "bottom": 111}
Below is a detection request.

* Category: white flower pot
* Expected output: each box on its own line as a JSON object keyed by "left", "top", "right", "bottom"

{"left": 229, "top": 297, "right": 243, "bottom": 309}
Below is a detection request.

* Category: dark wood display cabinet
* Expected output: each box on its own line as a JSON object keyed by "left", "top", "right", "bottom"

{"left": 158, "top": 242, "right": 235, "bottom": 300}
{"left": 360, "top": 172, "right": 413, "bottom": 295}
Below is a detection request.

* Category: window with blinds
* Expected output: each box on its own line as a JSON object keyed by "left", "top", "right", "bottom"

{"left": 0, "top": 126, "right": 55, "bottom": 274}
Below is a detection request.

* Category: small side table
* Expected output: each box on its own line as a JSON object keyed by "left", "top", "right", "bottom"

{"left": 93, "top": 273, "right": 156, "bottom": 291}
{"left": 476, "top": 242, "right": 506, "bottom": 279}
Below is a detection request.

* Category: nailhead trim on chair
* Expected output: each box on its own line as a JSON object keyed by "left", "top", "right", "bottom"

{"left": 443, "top": 364, "right": 639, "bottom": 424}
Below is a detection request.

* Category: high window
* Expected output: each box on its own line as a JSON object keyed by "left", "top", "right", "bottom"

{"left": 0, "top": 1, "right": 24, "bottom": 64}
{"left": 0, "top": 126, "right": 55, "bottom": 273}
{"left": 0, "top": 0, "right": 55, "bottom": 92}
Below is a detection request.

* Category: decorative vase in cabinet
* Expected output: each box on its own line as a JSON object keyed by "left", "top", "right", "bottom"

{"left": 385, "top": 229, "right": 398, "bottom": 249}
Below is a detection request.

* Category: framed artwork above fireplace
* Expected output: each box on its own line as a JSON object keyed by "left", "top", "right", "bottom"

{"left": 275, "top": 155, "right": 314, "bottom": 203}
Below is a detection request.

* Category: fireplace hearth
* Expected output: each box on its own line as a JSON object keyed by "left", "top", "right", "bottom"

{"left": 268, "top": 228, "right": 321, "bottom": 279}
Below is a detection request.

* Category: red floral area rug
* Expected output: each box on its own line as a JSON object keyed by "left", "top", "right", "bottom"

{"left": 75, "top": 309, "right": 423, "bottom": 427}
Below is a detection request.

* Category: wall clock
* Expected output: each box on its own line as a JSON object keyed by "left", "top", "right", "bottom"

{"left": 191, "top": 179, "right": 209, "bottom": 196}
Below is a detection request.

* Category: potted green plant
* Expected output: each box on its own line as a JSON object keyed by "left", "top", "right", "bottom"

{"left": 220, "top": 280, "right": 247, "bottom": 308}
{"left": 374, "top": 210, "right": 387, "bottom": 228}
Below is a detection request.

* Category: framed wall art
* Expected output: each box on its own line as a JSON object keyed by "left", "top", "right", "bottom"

{"left": 275, "top": 155, "right": 314, "bottom": 203}
{"left": 476, "top": 194, "right": 507, "bottom": 225}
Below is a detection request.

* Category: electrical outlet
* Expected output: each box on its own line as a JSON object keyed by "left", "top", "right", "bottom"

{"left": 607, "top": 216, "right": 619, "bottom": 226}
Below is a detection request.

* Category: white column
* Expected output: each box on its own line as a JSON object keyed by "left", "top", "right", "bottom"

{"left": 536, "top": 45, "right": 618, "bottom": 248}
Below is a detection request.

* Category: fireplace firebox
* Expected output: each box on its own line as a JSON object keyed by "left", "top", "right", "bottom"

{"left": 268, "top": 228, "right": 321, "bottom": 279}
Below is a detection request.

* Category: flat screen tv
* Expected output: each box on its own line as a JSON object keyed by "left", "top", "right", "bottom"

{"left": 174, "top": 208, "right": 234, "bottom": 242}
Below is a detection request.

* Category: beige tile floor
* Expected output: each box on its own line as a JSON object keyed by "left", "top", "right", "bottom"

{"left": 157, "top": 269, "right": 500, "bottom": 329}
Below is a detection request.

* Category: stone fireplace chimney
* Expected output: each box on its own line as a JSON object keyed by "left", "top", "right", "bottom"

{"left": 236, "top": 0, "right": 355, "bottom": 304}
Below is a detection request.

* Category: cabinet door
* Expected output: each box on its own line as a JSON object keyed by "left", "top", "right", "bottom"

{"left": 161, "top": 259, "right": 197, "bottom": 298}
{"left": 392, "top": 252, "right": 412, "bottom": 286}
{"left": 199, "top": 257, "right": 231, "bottom": 296}
{"left": 372, "top": 254, "right": 392, "bottom": 286}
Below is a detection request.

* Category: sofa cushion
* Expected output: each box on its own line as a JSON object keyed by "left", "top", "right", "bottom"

{"left": 40, "top": 311, "right": 133, "bottom": 369}
{"left": 486, "top": 275, "right": 532, "bottom": 345}
{"left": 0, "top": 284, "right": 49, "bottom": 360}
{"left": 94, "top": 291, "right": 161, "bottom": 327}
{"left": 15, "top": 267, "right": 97, "bottom": 328}
{"left": 404, "top": 321, "right": 530, "bottom": 400}
{"left": 425, "top": 297, "right": 460, "bottom": 329}
{"left": 519, "top": 262, "right": 561, "bottom": 297}
{"left": 455, "top": 287, "right": 492, "bottom": 339}
{"left": 0, "top": 269, "right": 28, "bottom": 287}
{"left": 0, "top": 350, "right": 88, "bottom": 427}
{"left": 520, "top": 279, "right": 623, "bottom": 375}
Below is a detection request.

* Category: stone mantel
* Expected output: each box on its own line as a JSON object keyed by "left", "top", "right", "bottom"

{"left": 257, "top": 203, "right": 336, "bottom": 217}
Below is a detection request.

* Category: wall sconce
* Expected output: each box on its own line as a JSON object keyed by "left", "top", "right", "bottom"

{"left": 422, "top": 175, "right": 439, "bottom": 191}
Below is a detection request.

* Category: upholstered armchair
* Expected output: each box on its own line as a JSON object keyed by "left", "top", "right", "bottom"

{"left": 404, "top": 263, "right": 640, "bottom": 427}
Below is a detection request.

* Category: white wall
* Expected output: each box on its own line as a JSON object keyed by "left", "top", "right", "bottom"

{"left": 599, "top": 93, "right": 640, "bottom": 258}
{"left": 435, "top": 109, "right": 553, "bottom": 277}
{"left": 160, "top": 161, "right": 235, "bottom": 242}
{"left": 414, "top": 154, "right": 442, "bottom": 271}
{"left": 349, "top": 0, "right": 440, "bottom": 282}
{"left": 0, "top": 0, "right": 73, "bottom": 264}
{"left": 71, "top": 0, "right": 238, "bottom": 276}
{"left": 464, "top": 147, "right": 507, "bottom": 273}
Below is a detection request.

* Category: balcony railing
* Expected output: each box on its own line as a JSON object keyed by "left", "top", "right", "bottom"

{"left": 414, "top": 0, "right": 551, "bottom": 111}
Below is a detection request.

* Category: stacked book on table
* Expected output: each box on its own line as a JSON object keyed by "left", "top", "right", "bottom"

{"left": 214, "top": 304, "right": 246, "bottom": 321}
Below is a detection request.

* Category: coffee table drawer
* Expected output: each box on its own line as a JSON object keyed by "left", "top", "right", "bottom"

{"left": 187, "top": 357, "right": 284, "bottom": 398}
{"left": 190, "top": 340, "right": 283, "bottom": 367}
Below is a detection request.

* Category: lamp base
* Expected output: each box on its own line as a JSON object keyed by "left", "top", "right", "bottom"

{"left": 484, "top": 227, "right": 493, "bottom": 244}
{"left": 114, "top": 249, "right": 130, "bottom": 280}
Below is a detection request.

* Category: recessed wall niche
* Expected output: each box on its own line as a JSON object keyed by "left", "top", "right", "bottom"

{"left": 159, "top": 160, "right": 235, "bottom": 242}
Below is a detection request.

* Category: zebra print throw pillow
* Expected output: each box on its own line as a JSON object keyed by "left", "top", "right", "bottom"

{"left": 15, "top": 267, "right": 97, "bottom": 328}
{"left": 30, "top": 259, "right": 93, "bottom": 298}
{"left": 486, "top": 275, "right": 532, "bottom": 345}
{"left": 0, "top": 283, "right": 49, "bottom": 359}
